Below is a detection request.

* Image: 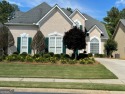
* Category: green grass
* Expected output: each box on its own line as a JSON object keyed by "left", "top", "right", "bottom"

{"left": 0, "top": 81, "right": 125, "bottom": 91}
{"left": 0, "top": 62, "right": 117, "bottom": 79}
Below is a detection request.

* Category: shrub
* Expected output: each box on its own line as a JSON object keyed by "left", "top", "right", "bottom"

{"left": 87, "top": 59, "right": 94, "bottom": 64}
{"left": 25, "top": 55, "right": 33, "bottom": 62}
{"left": 79, "top": 59, "right": 86, "bottom": 64}
{"left": 88, "top": 53, "right": 93, "bottom": 57}
{"left": 19, "top": 56, "right": 25, "bottom": 62}
{"left": 34, "top": 57, "right": 46, "bottom": 63}
{"left": 68, "top": 59, "right": 77, "bottom": 64}
{"left": 78, "top": 53, "right": 88, "bottom": 59}
{"left": 13, "top": 52, "right": 19, "bottom": 55}
{"left": 33, "top": 54, "right": 40, "bottom": 58}
{"left": 20, "top": 52, "right": 28, "bottom": 58}
{"left": 43, "top": 54, "right": 51, "bottom": 58}
{"left": 0, "top": 57, "right": 3, "bottom": 62}
{"left": 61, "top": 54, "right": 70, "bottom": 59}
{"left": 48, "top": 52, "right": 54, "bottom": 57}
{"left": 60, "top": 59, "right": 67, "bottom": 64}
{"left": 95, "top": 54, "right": 106, "bottom": 58}
{"left": 6, "top": 54, "right": 20, "bottom": 62}
{"left": 54, "top": 54, "right": 61, "bottom": 59}
{"left": 50, "top": 57, "right": 57, "bottom": 64}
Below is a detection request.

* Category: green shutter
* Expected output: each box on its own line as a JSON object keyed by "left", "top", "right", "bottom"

{"left": 28, "top": 37, "right": 32, "bottom": 54}
{"left": 17, "top": 37, "right": 21, "bottom": 53}
{"left": 80, "top": 25, "right": 83, "bottom": 30}
{"left": 63, "top": 43, "right": 66, "bottom": 54}
{"left": 45, "top": 37, "right": 49, "bottom": 52}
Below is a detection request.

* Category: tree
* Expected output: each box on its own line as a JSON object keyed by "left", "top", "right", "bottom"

{"left": 67, "top": 7, "right": 73, "bottom": 13}
{"left": 104, "top": 39, "right": 117, "bottom": 57}
{"left": 103, "top": 7, "right": 120, "bottom": 37}
{"left": 63, "top": 26, "right": 86, "bottom": 59}
{"left": 0, "top": 23, "right": 14, "bottom": 55}
{"left": 11, "top": 4, "right": 20, "bottom": 11}
{"left": 0, "top": 0, "right": 15, "bottom": 23}
{"left": 31, "top": 30, "right": 45, "bottom": 54}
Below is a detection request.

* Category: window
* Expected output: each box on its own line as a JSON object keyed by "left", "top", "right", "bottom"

{"left": 90, "top": 38, "right": 99, "bottom": 54}
{"left": 20, "top": 33, "right": 29, "bottom": 53}
{"left": 49, "top": 32, "right": 63, "bottom": 54}
{"left": 74, "top": 20, "right": 82, "bottom": 29}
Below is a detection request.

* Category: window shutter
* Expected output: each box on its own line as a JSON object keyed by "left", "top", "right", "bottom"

{"left": 45, "top": 37, "right": 49, "bottom": 52}
{"left": 28, "top": 37, "right": 32, "bottom": 54}
{"left": 80, "top": 25, "right": 83, "bottom": 30}
{"left": 17, "top": 37, "right": 21, "bottom": 53}
{"left": 63, "top": 43, "right": 66, "bottom": 54}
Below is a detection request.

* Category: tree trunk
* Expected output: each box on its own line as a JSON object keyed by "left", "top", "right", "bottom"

{"left": 74, "top": 49, "right": 77, "bottom": 60}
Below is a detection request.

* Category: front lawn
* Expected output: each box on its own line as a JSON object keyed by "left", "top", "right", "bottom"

{"left": 0, "top": 62, "right": 117, "bottom": 79}
{"left": 0, "top": 81, "right": 125, "bottom": 91}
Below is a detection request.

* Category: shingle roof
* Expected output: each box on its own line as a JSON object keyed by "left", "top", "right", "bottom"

{"left": 83, "top": 13, "right": 108, "bottom": 39}
{"left": 8, "top": 2, "right": 52, "bottom": 24}
{"left": 7, "top": 2, "right": 108, "bottom": 39}
{"left": 120, "top": 19, "right": 125, "bottom": 26}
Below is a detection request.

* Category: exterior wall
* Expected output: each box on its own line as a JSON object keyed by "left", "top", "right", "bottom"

{"left": 87, "top": 27, "right": 105, "bottom": 54}
{"left": 71, "top": 12, "right": 85, "bottom": 31}
{"left": 8, "top": 25, "right": 38, "bottom": 54}
{"left": 40, "top": 9, "right": 72, "bottom": 37}
{"left": 113, "top": 23, "right": 125, "bottom": 59}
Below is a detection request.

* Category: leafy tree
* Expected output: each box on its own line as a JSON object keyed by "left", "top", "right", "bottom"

{"left": 103, "top": 7, "right": 120, "bottom": 37}
{"left": 63, "top": 26, "right": 86, "bottom": 59}
{"left": 11, "top": 4, "right": 20, "bottom": 11}
{"left": 104, "top": 39, "right": 117, "bottom": 57}
{"left": 0, "top": 23, "right": 14, "bottom": 55}
{"left": 0, "top": 0, "right": 15, "bottom": 23}
{"left": 67, "top": 7, "right": 73, "bottom": 13}
{"left": 31, "top": 30, "right": 45, "bottom": 54}
{"left": 120, "top": 8, "right": 125, "bottom": 19}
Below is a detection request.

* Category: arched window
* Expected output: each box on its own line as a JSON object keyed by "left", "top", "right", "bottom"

{"left": 20, "top": 33, "right": 29, "bottom": 53}
{"left": 90, "top": 38, "right": 99, "bottom": 54}
{"left": 48, "top": 32, "right": 63, "bottom": 54}
{"left": 74, "top": 20, "right": 81, "bottom": 29}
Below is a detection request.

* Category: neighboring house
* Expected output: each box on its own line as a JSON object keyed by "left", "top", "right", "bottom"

{"left": 5, "top": 2, "right": 108, "bottom": 55}
{"left": 113, "top": 19, "right": 125, "bottom": 59}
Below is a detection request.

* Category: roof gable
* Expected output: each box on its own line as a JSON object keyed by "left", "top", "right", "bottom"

{"left": 70, "top": 9, "right": 87, "bottom": 20}
{"left": 36, "top": 4, "right": 75, "bottom": 26}
{"left": 87, "top": 25, "right": 103, "bottom": 34}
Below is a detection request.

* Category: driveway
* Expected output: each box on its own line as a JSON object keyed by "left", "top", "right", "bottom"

{"left": 95, "top": 58, "right": 125, "bottom": 80}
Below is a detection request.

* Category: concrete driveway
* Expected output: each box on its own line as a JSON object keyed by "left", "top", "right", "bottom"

{"left": 95, "top": 58, "right": 125, "bottom": 80}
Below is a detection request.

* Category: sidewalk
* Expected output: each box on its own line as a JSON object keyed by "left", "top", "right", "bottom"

{"left": 0, "top": 87, "right": 125, "bottom": 94}
{"left": 0, "top": 77, "right": 125, "bottom": 85}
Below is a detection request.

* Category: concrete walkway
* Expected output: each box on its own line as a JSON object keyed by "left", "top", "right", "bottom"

{"left": 95, "top": 58, "right": 125, "bottom": 80}
{"left": 0, "top": 87, "right": 125, "bottom": 94}
{"left": 0, "top": 77, "right": 125, "bottom": 85}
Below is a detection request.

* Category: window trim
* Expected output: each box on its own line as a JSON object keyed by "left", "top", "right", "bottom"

{"left": 74, "top": 19, "right": 82, "bottom": 28}
{"left": 20, "top": 33, "right": 29, "bottom": 53}
{"left": 88, "top": 36, "right": 101, "bottom": 54}
{"left": 48, "top": 32, "right": 63, "bottom": 54}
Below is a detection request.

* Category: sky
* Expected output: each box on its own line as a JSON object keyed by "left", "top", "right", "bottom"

{"left": 6, "top": 0, "right": 125, "bottom": 21}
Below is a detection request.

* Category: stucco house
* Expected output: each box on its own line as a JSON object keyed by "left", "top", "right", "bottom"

{"left": 113, "top": 19, "right": 125, "bottom": 59}
{"left": 5, "top": 2, "right": 108, "bottom": 55}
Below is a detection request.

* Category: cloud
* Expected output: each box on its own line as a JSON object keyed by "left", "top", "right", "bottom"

{"left": 7, "top": 0, "right": 24, "bottom": 7}
{"left": 116, "top": 0, "right": 125, "bottom": 6}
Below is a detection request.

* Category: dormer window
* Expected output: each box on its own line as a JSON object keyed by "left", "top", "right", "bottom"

{"left": 74, "top": 19, "right": 82, "bottom": 30}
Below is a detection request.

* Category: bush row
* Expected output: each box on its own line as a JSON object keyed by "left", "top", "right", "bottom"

{"left": 0, "top": 52, "right": 95, "bottom": 64}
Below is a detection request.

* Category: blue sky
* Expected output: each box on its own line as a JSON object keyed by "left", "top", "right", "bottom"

{"left": 7, "top": 0, "right": 125, "bottom": 21}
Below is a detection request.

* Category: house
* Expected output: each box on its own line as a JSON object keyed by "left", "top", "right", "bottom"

{"left": 5, "top": 2, "right": 108, "bottom": 55}
{"left": 113, "top": 19, "right": 125, "bottom": 59}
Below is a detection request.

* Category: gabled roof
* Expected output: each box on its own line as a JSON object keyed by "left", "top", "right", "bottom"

{"left": 70, "top": 9, "right": 87, "bottom": 20}
{"left": 113, "top": 19, "right": 125, "bottom": 39}
{"left": 7, "top": 2, "right": 52, "bottom": 24}
{"left": 83, "top": 13, "right": 108, "bottom": 39}
{"left": 36, "top": 4, "right": 75, "bottom": 25}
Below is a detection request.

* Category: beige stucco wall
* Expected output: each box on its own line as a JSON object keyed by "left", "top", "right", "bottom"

{"left": 71, "top": 12, "right": 85, "bottom": 31}
{"left": 8, "top": 25, "right": 38, "bottom": 54}
{"left": 40, "top": 9, "right": 72, "bottom": 37}
{"left": 113, "top": 23, "right": 125, "bottom": 59}
{"left": 88, "top": 27, "right": 105, "bottom": 54}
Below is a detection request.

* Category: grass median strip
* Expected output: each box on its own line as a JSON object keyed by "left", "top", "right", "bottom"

{"left": 0, "top": 62, "right": 117, "bottom": 79}
{"left": 0, "top": 81, "right": 125, "bottom": 91}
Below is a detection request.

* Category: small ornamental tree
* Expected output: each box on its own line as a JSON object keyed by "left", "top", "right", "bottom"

{"left": 104, "top": 39, "right": 117, "bottom": 57}
{"left": 0, "top": 23, "right": 14, "bottom": 55}
{"left": 63, "top": 26, "right": 86, "bottom": 59}
{"left": 31, "top": 30, "right": 45, "bottom": 54}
